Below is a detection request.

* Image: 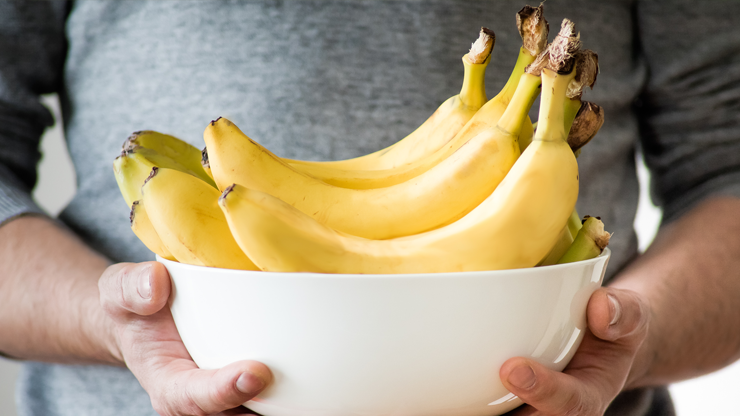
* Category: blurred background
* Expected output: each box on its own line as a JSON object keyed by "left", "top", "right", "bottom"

{"left": 0, "top": 95, "right": 738, "bottom": 415}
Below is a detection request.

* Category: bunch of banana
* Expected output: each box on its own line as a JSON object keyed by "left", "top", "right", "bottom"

{"left": 281, "top": 5, "right": 548, "bottom": 190}
{"left": 215, "top": 19, "right": 584, "bottom": 273}
{"left": 114, "top": 9, "right": 611, "bottom": 273}
{"left": 204, "top": 57, "right": 543, "bottom": 240}
{"left": 113, "top": 132, "right": 257, "bottom": 269}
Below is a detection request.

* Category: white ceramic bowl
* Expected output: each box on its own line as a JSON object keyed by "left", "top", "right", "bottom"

{"left": 160, "top": 249, "right": 609, "bottom": 416}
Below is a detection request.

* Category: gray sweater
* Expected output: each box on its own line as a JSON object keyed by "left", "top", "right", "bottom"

{"left": 3, "top": 1, "right": 740, "bottom": 415}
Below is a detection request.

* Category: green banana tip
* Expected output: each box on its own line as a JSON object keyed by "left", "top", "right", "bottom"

{"left": 122, "top": 130, "right": 154, "bottom": 152}
{"left": 581, "top": 214, "right": 600, "bottom": 225}
{"left": 581, "top": 215, "right": 611, "bottom": 250}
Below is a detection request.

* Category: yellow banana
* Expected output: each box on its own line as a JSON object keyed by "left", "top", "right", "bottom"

{"left": 557, "top": 216, "right": 610, "bottom": 264}
{"left": 284, "top": 27, "right": 495, "bottom": 173}
{"left": 540, "top": 100, "right": 605, "bottom": 264}
{"left": 113, "top": 146, "right": 199, "bottom": 207}
{"left": 287, "top": 8, "right": 549, "bottom": 190}
{"left": 206, "top": 67, "right": 541, "bottom": 240}
{"left": 123, "top": 130, "right": 216, "bottom": 187}
{"left": 218, "top": 32, "right": 581, "bottom": 274}
{"left": 129, "top": 200, "right": 176, "bottom": 261}
{"left": 141, "top": 167, "right": 258, "bottom": 270}
{"left": 535, "top": 51, "right": 601, "bottom": 261}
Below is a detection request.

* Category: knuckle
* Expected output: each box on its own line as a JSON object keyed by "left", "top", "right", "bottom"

{"left": 183, "top": 384, "right": 211, "bottom": 416}
{"left": 151, "top": 387, "right": 206, "bottom": 416}
{"left": 99, "top": 263, "right": 137, "bottom": 313}
{"left": 211, "top": 385, "right": 235, "bottom": 409}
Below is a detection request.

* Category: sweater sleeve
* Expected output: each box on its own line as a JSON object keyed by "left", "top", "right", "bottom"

{"left": 635, "top": 1, "right": 740, "bottom": 223}
{"left": 0, "top": 0, "right": 69, "bottom": 225}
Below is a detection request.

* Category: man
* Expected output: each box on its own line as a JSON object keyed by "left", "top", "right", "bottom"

{"left": 1, "top": 1, "right": 739, "bottom": 415}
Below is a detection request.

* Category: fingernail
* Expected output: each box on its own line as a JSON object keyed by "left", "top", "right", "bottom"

{"left": 508, "top": 365, "right": 536, "bottom": 390}
{"left": 138, "top": 265, "right": 152, "bottom": 300}
{"left": 608, "top": 293, "right": 621, "bottom": 326}
{"left": 236, "top": 371, "right": 265, "bottom": 395}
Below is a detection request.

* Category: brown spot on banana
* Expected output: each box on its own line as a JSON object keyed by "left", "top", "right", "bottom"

{"left": 201, "top": 147, "right": 210, "bottom": 168}
{"left": 129, "top": 201, "right": 139, "bottom": 225}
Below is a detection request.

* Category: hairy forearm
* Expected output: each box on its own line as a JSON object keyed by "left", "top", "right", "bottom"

{"left": 0, "top": 215, "right": 122, "bottom": 365}
{"left": 611, "top": 196, "right": 740, "bottom": 388}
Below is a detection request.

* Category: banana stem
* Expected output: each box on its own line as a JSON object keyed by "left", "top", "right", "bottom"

{"left": 496, "top": 72, "right": 541, "bottom": 136}
{"left": 495, "top": 47, "right": 537, "bottom": 107}
{"left": 564, "top": 97, "right": 582, "bottom": 134}
{"left": 533, "top": 68, "right": 576, "bottom": 143}
{"left": 459, "top": 55, "right": 490, "bottom": 109}
{"left": 568, "top": 101, "right": 604, "bottom": 153}
{"left": 460, "top": 27, "right": 495, "bottom": 109}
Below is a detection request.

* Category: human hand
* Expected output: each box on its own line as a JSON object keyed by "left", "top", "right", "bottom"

{"left": 99, "top": 261, "right": 272, "bottom": 416}
{"left": 499, "top": 287, "right": 650, "bottom": 415}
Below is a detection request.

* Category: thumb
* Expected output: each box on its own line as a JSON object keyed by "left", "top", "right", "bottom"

{"left": 99, "top": 261, "right": 171, "bottom": 319}
{"left": 148, "top": 360, "right": 273, "bottom": 415}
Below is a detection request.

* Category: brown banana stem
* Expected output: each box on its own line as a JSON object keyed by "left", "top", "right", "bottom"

{"left": 548, "top": 19, "right": 580, "bottom": 74}
{"left": 466, "top": 27, "right": 495, "bottom": 64}
{"left": 567, "top": 49, "right": 599, "bottom": 100}
{"left": 517, "top": 4, "right": 549, "bottom": 57}
{"left": 568, "top": 101, "right": 604, "bottom": 152}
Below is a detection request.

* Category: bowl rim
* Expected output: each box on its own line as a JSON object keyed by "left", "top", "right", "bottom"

{"left": 157, "top": 248, "right": 610, "bottom": 279}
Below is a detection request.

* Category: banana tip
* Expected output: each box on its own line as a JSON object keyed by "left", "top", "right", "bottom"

{"left": 219, "top": 184, "right": 236, "bottom": 205}
{"left": 143, "top": 167, "right": 159, "bottom": 187}
{"left": 201, "top": 147, "right": 210, "bottom": 167}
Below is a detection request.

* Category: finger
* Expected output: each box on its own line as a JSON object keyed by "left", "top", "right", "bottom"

{"left": 149, "top": 360, "right": 272, "bottom": 415}
{"left": 500, "top": 357, "right": 604, "bottom": 415}
{"left": 499, "top": 289, "right": 650, "bottom": 415}
{"left": 99, "top": 261, "right": 171, "bottom": 318}
{"left": 587, "top": 288, "right": 649, "bottom": 344}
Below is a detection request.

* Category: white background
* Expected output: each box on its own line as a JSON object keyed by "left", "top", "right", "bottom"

{"left": 0, "top": 95, "right": 738, "bottom": 415}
